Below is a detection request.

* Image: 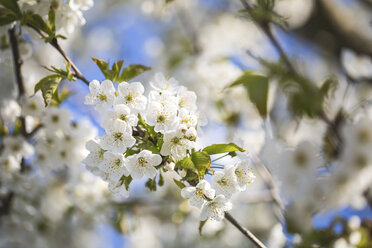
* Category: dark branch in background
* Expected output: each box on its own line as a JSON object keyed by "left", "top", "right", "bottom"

{"left": 25, "top": 124, "right": 43, "bottom": 139}
{"left": 8, "top": 26, "right": 27, "bottom": 137}
{"left": 239, "top": 0, "right": 296, "bottom": 74}
{"left": 225, "top": 212, "right": 268, "bottom": 248}
{"left": 27, "top": 24, "right": 90, "bottom": 86}
{"left": 8, "top": 27, "right": 25, "bottom": 98}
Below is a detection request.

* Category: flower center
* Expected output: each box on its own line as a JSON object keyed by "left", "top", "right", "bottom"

{"left": 51, "top": 115, "right": 59, "bottom": 123}
{"left": 29, "top": 102, "right": 37, "bottom": 110}
{"left": 157, "top": 114, "right": 166, "bottom": 123}
{"left": 119, "top": 114, "right": 127, "bottom": 121}
{"left": 218, "top": 178, "right": 228, "bottom": 186}
{"left": 126, "top": 93, "right": 134, "bottom": 103}
{"left": 171, "top": 137, "right": 181, "bottom": 145}
{"left": 99, "top": 149, "right": 105, "bottom": 159}
{"left": 114, "top": 159, "right": 121, "bottom": 167}
{"left": 60, "top": 150, "right": 67, "bottom": 158}
{"left": 138, "top": 157, "right": 147, "bottom": 167}
{"left": 113, "top": 132, "right": 123, "bottom": 141}
{"left": 99, "top": 93, "right": 107, "bottom": 102}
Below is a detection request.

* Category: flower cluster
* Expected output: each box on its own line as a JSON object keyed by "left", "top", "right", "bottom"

{"left": 181, "top": 158, "right": 255, "bottom": 221}
{"left": 83, "top": 73, "right": 204, "bottom": 198}
{"left": 83, "top": 72, "right": 255, "bottom": 221}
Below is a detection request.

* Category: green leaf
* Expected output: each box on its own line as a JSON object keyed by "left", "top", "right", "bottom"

{"left": 0, "top": 8, "right": 17, "bottom": 26}
{"left": 199, "top": 220, "right": 207, "bottom": 235}
{"left": 34, "top": 74, "right": 63, "bottom": 106}
{"left": 191, "top": 151, "right": 211, "bottom": 176}
{"left": 158, "top": 172, "right": 164, "bottom": 186}
{"left": 92, "top": 58, "right": 150, "bottom": 83}
{"left": 176, "top": 157, "right": 195, "bottom": 170}
{"left": 173, "top": 179, "right": 186, "bottom": 189}
{"left": 111, "top": 60, "right": 123, "bottom": 82}
{"left": 145, "top": 178, "right": 157, "bottom": 191}
{"left": 123, "top": 175, "right": 132, "bottom": 191}
{"left": 24, "top": 13, "right": 52, "bottom": 36}
{"left": 203, "top": 143, "right": 245, "bottom": 155}
{"left": 138, "top": 114, "right": 157, "bottom": 144}
{"left": 118, "top": 64, "right": 151, "bottom": 82}
{"left": 228, "top": 71, "right": 269, "bottom": 117}
{"left": 320, "top": 77, "right": 337, "bottom": 98}
{"left": 92, "top": 57, "right": 110, "bottom": 77}
{"left": 0, "top": 0, "right": 21, "bottom": 17}
{"left": 48, "top": 5, "right": 56, "bottom": 33}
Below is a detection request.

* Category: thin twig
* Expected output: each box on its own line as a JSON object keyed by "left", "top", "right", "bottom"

{"left": 225, "top": 212, "right": 267, "bottom": 248}
{"left": 239, "top": 0, "right": 296, "bottom": 74}
{"left": 27, "top": 24, "right": 90, "bottom": 85}
{"left": 25, "top": 124, "right": 43, "bottom": 139}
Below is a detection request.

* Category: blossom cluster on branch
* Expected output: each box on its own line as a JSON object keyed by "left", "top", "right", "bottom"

{"left": 82, "top": 72, "right": 255, "bottom": 221}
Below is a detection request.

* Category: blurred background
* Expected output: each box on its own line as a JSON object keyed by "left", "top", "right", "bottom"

{"left": 2, "top": 0, "right": 372, "bottom": 247}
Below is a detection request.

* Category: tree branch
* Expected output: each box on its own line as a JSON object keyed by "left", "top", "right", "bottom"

{"left": 8, "top": 26, "right": 27, "bottom": 137}
{"left": 225, "top": 212, "right": 267, "bottom": 248}
{"left": 27, "top": 24, "right": 90, "bottom": 86}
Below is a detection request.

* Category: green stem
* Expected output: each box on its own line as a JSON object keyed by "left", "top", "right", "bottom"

{"left": 211, "top": 154, "right": 229, "bottom": 162}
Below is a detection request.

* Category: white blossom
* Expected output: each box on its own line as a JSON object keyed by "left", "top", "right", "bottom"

{"left": 1, "top": 99, "right": 21, "bottom": 125}
{"left": 115, "top": 82, "right": 147, "bottom": 113}
{"left": 83, "top": 140, "right": 106, "bottom": 168}
{"left": 150, "top": 72, "right": 179, "bottom": 94}
{"left": 21, "top": 93, "right": 45, "bottom": 118}
{"left": 42, "top": 107, "right": 71, "bottom": 133}
{"left": 0, "top": 154, "right": 20, "bottom": 172}
{"left": 160, "top": 129, "right": 193, "bottom": 161}
{"left": 146, "top": 102, "right": 177, "bottom": 133}
{"left": 103, "top": 104, "right": 138, "bottom": 129}
{"left": 181, "top": 180, "right": 215, "bottom": 208}
{"left": 200, "top": 195, "right": 232, "bottom": 221}
{"left": 2, "top": 136, "right": 34, "bottom": 160}
{"left": 99, "top": 151, "right": 129, "bottom": 182}
{"left": 211, "top": 165, "right": 239, "bottom": 199}
{"left": 234, "top": 160, "right": 255, "bottom": 191}
{"left": 177, "top": 86, "right": 197, "bottom": 111}
{"left": 84, "top": 80, "right": 116, "bottom": 110}
{"left": 100, "top": 120, "right": 135, "bottom": 154}
{"left": 125, "top": 150, "right": 162, "bottom": 179}
{"left": 108, "top": 179, "right": 130, "bottom": 198}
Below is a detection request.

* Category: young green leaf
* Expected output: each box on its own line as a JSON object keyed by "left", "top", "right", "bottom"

{"left": 145, "top": 178, "right": 157, "bottom": 191}
{"left": 202, "top": 143, "right": 245, "bottom": 155}
{"left": 228, "top": 71, "right": 269, "bottom": 117}
{"left": 191, "top": 151, "right": 211, "bottom": 176}
{"left": 0, "top": 8, "right": 17, "bottom": 26}
{"left": 0, "top": 0, "right": 21, "bottom": 17}
{"left": 34, "top": 74, "right": 63, "bottom": 106}
{"left": 48, "top": 5, "right": 56, "bottom": 33}
{"left": 118, "top": 64, "right": 151, "bottom": 82}
{"left": 158, "top": 172, "right": 164, "bottom": 186}
{"left": 123, "top": 175, "right": 132, "bottom": 191}
{"left": 92, "top": 57, "right": 110, "bottom": 76}
{"left": 24, "top": 13, "right": 53, "bottom": 37}
{"left": 173, "top": 179, "right": 186, "bottom": 189}
{"left": 176, "top": 157, "right": 195, "bottom": 170}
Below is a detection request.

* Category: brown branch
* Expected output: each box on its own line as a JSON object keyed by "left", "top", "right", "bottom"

{"left": 8, "top": 27, "right": 27, "bottom": 137}
{"left": 8, "top": 27, "right": 25, "bottom": 98}
{"left": 27, "top": 24, "right": 90, "bottom": 86}
{"left": 225, "top": 212, "right": 267, "bottom": 248}
{"left": 240, "top": 0, "right": 296, "bottom": 74}
{"left": 25, "top": 124, "right": 43, "bottom": 139}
